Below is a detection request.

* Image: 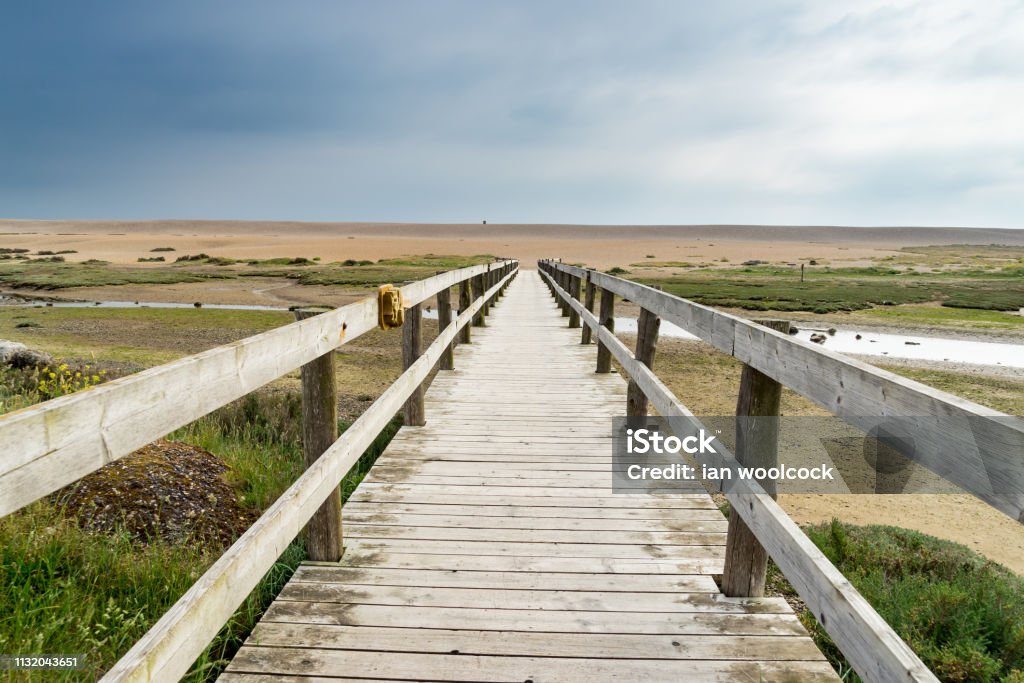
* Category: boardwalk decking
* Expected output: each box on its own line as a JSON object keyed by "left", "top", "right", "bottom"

{"left": 221, "top": 271, "right": 837, "bottom": 682}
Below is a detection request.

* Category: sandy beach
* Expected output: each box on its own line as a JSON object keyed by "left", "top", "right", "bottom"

{"left": 5, "top": 219, "right": 1024, "bottom": 269}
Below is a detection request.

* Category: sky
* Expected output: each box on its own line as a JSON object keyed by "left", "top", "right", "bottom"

{"left": 1, "top": 1, "right": 1022, "bottom": 227}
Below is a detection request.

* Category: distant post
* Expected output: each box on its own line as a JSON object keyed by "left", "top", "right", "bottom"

{"left": 722, "top": 318, "right": 789, "bottom": 597}
{"left": 294, "top": 308, "right": 342, "bottom": 561}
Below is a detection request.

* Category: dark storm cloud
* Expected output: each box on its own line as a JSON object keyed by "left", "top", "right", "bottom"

{"left": 0, "top": 1, "right": 1021, "bottom": 225}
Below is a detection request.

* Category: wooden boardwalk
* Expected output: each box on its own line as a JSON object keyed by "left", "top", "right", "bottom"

{"left": 221, "top": 270, "right": 837, "bottom": 682}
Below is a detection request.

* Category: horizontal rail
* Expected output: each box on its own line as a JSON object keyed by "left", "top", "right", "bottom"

{"left": 539, "top": 267, "right": 937, "bottom": 683}
{"left": 102, "top": 266, "right": 517, "bottom": 683}
{"left": 0, "top": 261, "right": 516, "bottom": 518}
{"left": 541, "top": 260, "right": 1024, "bottom": 523}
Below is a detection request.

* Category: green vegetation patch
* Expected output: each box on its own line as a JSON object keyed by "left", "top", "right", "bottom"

{"left": 782, "top": 521, "right": 1024, "bottom": 682}
{"left": 634, "top": 267, "right": 1024, "bottom": 314}
{"left": 0, "top": 262, "right": 235, "bottom": 289}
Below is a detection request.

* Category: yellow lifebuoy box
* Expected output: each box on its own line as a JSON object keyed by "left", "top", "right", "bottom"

{"left": 377, "top": 284, "right": 404, "bottom": 330}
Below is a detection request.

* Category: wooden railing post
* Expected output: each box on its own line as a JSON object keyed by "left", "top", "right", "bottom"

{"left": 559, "top": 271, "right": 570, "bottom": 317}
{"left": 482, "top": 265, "right": 492, "bottom": 318}
{"left": 472, "top": 273, "right": 486, "bottom": 327}
{"left": 436, "top": 276, "right": 454, "bottom": 371}
{"left": 626, "top": 306, "right": 660, "bottom": 417}
{"left": 722, "top": 318, "right": 790, "bottom": 597}
{"left": 294, "top": 308, "right": 342, "bottom": 562}
{"left": 568, "top": 274, "right": 581, "bottom": 329}
{"left": 596, "top": 288, "right": 615, "bottom": 373}
{"left": 459, "top": 278, "right": 472, "bottom": 343}
{"left": 581, "top": 273, "right": 596, "bottom": 344}
{"left": 402, "top": 304, "right": 426, "bottom": 426}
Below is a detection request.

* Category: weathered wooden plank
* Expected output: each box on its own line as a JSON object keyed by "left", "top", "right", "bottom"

{"left": 225, "top": 647, "right": 838, "bottom": 682}
{"left": 343, "top": 524, "right": 725, "bottom": 546}
{"left": 245, "top": 622, "right": 826, "bottom": 661}
{"left": 336, "top": 543, "right": 723, "bottom": 574}
{"left": 344, "top": 538, "right": 725, "bottom": 560}
{"left": 259, "top": 601, "right": 806, "bottom": 635}
{"left": 276, "top": 583, "right": 786, "bottom": 613}
{"left": 290, "top": 565, "right": 720, "bottom": 592}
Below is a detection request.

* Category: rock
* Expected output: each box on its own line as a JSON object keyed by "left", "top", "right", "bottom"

{"left": 855, "top": 334, "right": 862, "bottom": 340}
{"left": 742, "top": 259, "right": 763, "bottom": 266}
{"left": 905, "top": 341, "right": 920, "bottom": 345}
{"left": 809, "top": 333, "right": 827, "bottom": 344}
{"left": 193, "top": 302, "right": 202, "bottom": 308}
{"left": 0, "top": 340, "right": 28, "bottom": 363}
{"left": 8, "top": 348, "right": 55, "bottom": 369}
{"left": 827, "top": 328, "right": 837, "bottom": 336}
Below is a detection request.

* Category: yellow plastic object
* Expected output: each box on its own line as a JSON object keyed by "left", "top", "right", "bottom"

{"left": 377, "top": 284, "right": 405, "bottom": 330}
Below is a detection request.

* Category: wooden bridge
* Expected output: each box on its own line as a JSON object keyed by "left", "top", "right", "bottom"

{"left": 3, "top": 260, "right": 1022, "bottom": 682}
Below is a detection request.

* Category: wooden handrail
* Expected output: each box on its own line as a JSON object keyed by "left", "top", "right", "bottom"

{"left": 540, "top": 260, "right": 1024, "bottom": 523}
{"left": 100, "top": 264, "right": 518, "bottom": 682}
{"left": 0, "top": 261, "right": 517, "bottom": 517}
{"left": 539, "top": 265, "right": 938, "bottom": 683}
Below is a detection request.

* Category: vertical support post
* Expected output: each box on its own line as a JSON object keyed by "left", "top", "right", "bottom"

{"left": 472, "top": 273, "right": 486, "bottom": 327}
{"left": 459, "top": 278, "right": 471, "bottom": 343}
{"left": 437, "top": 278, "right": 454, "bottom": 371}
{"left": 482, "top": 265, "right": 492, "bottom": 318}
{"left": 559, "top": 271, "right": 570, "bottom": 317}
{"left": 596, "top": 289, "right": 615, "bottom": 373}
{"left": 294, "top": 308, "right": 342, "bottom": 562}
{"left": 626, "top": 306, "right": 660, "bottom": 417}
{"left": 402, "top": 304, "right": 425, "bottom": 426}
{"left": 721, "top": 318, "right": 789, "bottom": 597}
{"left": 581, "top": 273, "right": 596, "bottom": 344}
{"left": 568, "top": 274, "right": 581, "bottom": 329}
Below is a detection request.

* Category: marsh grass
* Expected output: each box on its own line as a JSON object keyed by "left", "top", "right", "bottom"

{"left": 635, "top": 268, "right": 1024, "bottom": 314}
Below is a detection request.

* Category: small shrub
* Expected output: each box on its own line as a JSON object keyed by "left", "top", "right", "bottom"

{"left": 150, "top": 247, "right": 176, "bottom": 252}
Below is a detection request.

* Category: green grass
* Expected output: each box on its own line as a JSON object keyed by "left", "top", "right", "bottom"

{"left": 783, "top": 521, "right": 1024, "bottom": 682}
{"left": 633, "top": 267, "right": 1024, "bottom": 314}
{"left": 876, "top": 364, "right": 1024, "bottom": 414}
{"left": 0, "top": 262, "right": 235, "bottom": 289}
{"left": 0, "top": 384, "right": 400, "bottom": 680}
{"left": 0, "top": 253, "right": 496, "bottom": 292}
{"left": 857, "top": 305, "right": 1024, "bottom": 331}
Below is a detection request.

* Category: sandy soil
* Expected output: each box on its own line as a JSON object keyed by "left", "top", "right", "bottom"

{"left": 780, "top": 494, "right": 1024, "bottom": 575}
{"left": 5, "top": 219, "right": 1024, "bottom": 269}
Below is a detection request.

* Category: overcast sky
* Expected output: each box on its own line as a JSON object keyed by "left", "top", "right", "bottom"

{"left": 1, "top": 1, "right": 1022, "bottom": 227}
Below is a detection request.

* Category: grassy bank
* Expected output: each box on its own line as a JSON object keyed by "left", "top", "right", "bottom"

{"left": 627, "top": 265, "right": 1024, "bottom": 314}
{"left": 764, "top": 521, "right": 1024, "bottom": 682}
{"left": 0, "top": 253, "right": 494, "bottom": 291}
